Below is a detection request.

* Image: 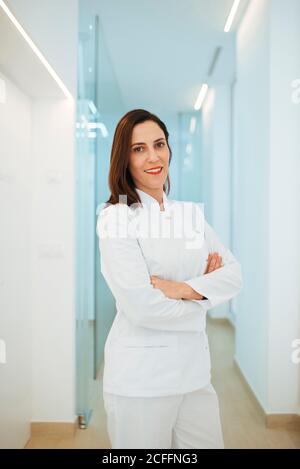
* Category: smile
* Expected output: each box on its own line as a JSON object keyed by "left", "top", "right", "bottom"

{"left": 144, "top": 167, "right": 163, "bottom": 175}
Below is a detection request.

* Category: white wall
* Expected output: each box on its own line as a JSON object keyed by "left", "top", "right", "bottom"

{"left": 0, "top": 0, "right": 78, "bottom": 447}
{"left": 234, "top": 0, "right": 300, "bottom": 414}
{"left": 201, "top": 85, "right": 233, "bottom": 320}
{"left": 268, "top": 0, "right": 300, "bottom": 412}
{"left": 0, "top": 73, "right": 33, "bottom": 449}
{"left": 31, "top": 100, "right": 76, "bottom": 422}
{"left": 233, "top": 0, "right": 270, "bottom": 409}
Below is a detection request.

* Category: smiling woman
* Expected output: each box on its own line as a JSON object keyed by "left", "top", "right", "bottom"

{"left": 97, "top": 108, "right": 242, "bottom": 449}
{"left": 104, "top": 109, "right": 173, "bottom": 208}
{"left": 128, "top": 119, "right": 170, "bottom": 205}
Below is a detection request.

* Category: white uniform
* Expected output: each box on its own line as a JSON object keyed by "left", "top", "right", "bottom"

{"left": 96, "top": 188, "right": 242, "bottom": 448}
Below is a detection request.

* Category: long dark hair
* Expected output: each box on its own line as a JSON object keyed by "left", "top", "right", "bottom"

{"left": 105, "top": 109, "right": 172, "bottom": 207}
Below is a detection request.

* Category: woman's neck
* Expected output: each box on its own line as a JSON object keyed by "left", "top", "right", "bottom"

{"left": 136, "top": 186, "right": 165, "bottom": 211}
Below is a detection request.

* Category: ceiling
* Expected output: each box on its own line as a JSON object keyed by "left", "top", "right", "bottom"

{"left": 89, "top": 0, "right": 250, "bottom": 113}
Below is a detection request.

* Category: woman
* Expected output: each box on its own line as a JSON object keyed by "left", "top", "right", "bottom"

{"left": 96, "top": 109, "right": 242, "bottom": 449}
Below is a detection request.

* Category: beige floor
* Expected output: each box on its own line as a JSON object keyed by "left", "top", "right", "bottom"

{"left": 25, "top": 318, "right": 300, "bottom": 449}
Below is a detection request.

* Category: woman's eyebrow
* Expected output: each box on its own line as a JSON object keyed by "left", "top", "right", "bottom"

{"left": 131, "top": 137, "right": 165, "bottom": 147}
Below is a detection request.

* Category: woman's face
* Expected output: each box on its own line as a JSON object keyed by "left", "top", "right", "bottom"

{"left": 128, "top": 120, "right": 170, "bottom": 192}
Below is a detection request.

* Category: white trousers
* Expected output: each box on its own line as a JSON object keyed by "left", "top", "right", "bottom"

{"left": 103, "top": 383, "right": 224, "bottom": 449}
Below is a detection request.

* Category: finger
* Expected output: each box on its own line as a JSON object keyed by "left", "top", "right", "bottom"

{"left": 206, "top": 253, "right": 215, "bottom": 273}
{"left": 205, "top": 252, "right": 218, "bottom": 273}
{"left": 212, "top": 253, "right": 221, "bottom": 266}
{"left": 209, "top": 254, "right": 218, "bottom": 272}
{"left": 214, "top": 254, "right": 223, "bottom": 270}
{"left": 204, "top": 254, "right": 212, "bottom": 273}
{"left": 205, "top": 254, "right": 211, "bottom": 269}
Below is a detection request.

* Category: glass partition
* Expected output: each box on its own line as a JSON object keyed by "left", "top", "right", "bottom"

{"left": 75, "top": 7, "right": 98, "bottom": 429}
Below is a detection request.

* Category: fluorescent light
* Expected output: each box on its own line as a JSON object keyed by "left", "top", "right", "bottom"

{"left": 80, "top": 114, "right": 88, "bottom": 125}
{"left": 89, "top": 122, "right": 108, "bottom": 138}
{"left": 194, "top": 84, "right": 208, "bottom": 111}
{"left": 0, "top": 0, "right": 73, "bottom": 100}
{"left": 224, "top": 0, "right": 241, "bottom": 32}
{"left": 189, "top": 116, "right": 196, "bottom": 134}
{"left": 77, "top": 119, "right": 108, "bottom": 138}
{"left": 88, "top": 100, "right": 98, "bottom": 115}
{"left": 98, "top": 123, "right": 108, "bottom": 138}
{"left": 183, "top": 157, "right": 192, "bottom": 170}
{"left": 186, "top": 143, "right": 192, "bottom": 155}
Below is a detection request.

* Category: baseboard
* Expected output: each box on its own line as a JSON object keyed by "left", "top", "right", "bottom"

{"left": 266, "top": 414, "right": 300, "bottom": 431}
{"left": 233, "top": 358, "right": 266, "bottom": 418}
{"left": 30, "top": 419, "right": 77, "bottom": 438}
{"left": 234, "top": 358, "right": 300, "bottom": 431}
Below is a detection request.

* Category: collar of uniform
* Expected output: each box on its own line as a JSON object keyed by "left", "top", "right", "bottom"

{"left": 135, "top": 188, "right": 169, "bottom": 212}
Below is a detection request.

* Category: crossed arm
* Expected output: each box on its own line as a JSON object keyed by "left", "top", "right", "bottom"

{"left": 97, "top": 205, "right": 242, "bottom": 332}
{"left": 150, "top": 252, "right": 223, "bottom": 300}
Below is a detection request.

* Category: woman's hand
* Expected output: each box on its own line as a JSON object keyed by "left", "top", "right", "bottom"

{"left": 204, "top": 252, "right": 223, "bottom": 274}
{"left": 150, "top": 276, "right": 184, "bottom": 300}
{"left": 150, "top": 252, "right": 224, "bottom": 301}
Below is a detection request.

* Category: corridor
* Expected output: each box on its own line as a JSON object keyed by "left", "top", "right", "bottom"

{"left": 25, "top": 319, "right": 300, "bottom": 449}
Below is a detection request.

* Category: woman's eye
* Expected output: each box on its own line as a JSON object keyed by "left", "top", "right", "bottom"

{"left": 133, "top": 142, "right": 165, "bottom": 152}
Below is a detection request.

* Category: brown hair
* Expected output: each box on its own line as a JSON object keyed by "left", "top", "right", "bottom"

{"left": 105, "top": 109, "right": 172, "bottom": 207}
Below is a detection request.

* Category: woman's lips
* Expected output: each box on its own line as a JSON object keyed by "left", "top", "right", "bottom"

{"left": 144, "top": 166, "right": 163, "bottom": 175}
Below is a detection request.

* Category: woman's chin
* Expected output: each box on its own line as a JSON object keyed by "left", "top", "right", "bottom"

{"left": 142, "top": 174, "right": 166, "bottom": 189}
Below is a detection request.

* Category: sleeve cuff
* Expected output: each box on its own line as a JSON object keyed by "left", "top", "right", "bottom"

{"left": 184, "top": 277, "right": 218, "bottom": 309}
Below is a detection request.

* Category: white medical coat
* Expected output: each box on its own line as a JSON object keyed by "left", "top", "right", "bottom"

{"left": 96, "top": 188, "right": 243, "bottom": 397}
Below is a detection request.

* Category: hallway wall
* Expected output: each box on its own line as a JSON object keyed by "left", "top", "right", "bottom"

{"left": 233, "top": 0, "right": 270, "bottom": 409}
{"left": 234, "top": 0, "right": 300, "bottom": 414}
{"left": 201, "top": 85, "right": 233, "bottom": 320}
{"left": 0, "top": 73, "right": 32, "bottom": 449}
{"left": 0, "top": 0, "right": 78, "bottom": 447}
{"left": 268, "top": 0, "right": 300, "bottom": 413}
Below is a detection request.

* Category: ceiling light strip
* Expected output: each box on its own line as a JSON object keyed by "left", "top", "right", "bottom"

{"left": 224, "top": 0, "right": 241, "bottom": 32}
{"left": 194, "top": 84, "right": 208, "bottom": 111}
{"left": 0, "top": 0, "right": 73, "bottom": 100}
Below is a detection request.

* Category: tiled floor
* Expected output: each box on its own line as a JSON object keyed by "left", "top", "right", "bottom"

{"left": 25, "top": 318, "right": 300, "bottom": 449}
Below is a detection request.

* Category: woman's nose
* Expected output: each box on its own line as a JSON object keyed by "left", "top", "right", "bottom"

{"left": 147, "top": 147, "right": 160, "bottom": 162}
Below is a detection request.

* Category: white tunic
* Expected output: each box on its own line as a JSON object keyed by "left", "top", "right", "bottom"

{"left": 96, "top": 188, "right": 243, "bottom": 397}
